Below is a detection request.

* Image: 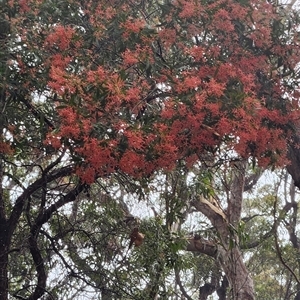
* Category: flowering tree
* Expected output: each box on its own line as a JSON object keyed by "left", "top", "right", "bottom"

{"left": 1, "top": 0, "right": 300, "bottom": 299}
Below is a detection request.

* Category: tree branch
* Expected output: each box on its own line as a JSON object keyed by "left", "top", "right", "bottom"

{"left": 25, "top": 183, "right": 85, "bottom": 300}
{"left": 8, "top": 165, "right": 74, "bottom": 238}
{"left": 244, "top": 169, "right": 262, "bottom": 192}
{"left": 36, "top": 183, "right": 86, "bottom": 227}
{"left": 191, "top": 197, "right": 228, "bottom": 239}
{"left": 27, "top": 231, "right": 47, "bottom": 300}
{"left": 273, "top": 196, "right": 300, "bottom": 285}
{"left": 18, "top": 95, "right": 55, "bottom": 130}
{"left": 199, "top": 276, "right": 218, "bottom": 300}
{"left": 287, "top": 126, "right": 300, "bottom": 189}
{"left": 186, "top": 236, "right": 217, "bottom": 257}
{"left": 175, "top": 269, "right": 193, "bottom": 300}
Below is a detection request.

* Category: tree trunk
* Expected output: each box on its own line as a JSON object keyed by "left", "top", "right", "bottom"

{"left": 0, "top": 13, "right": 10, "bottom": 300}
{"left": 187, "top": 236, "right": 255, "bottom": 300}
{"left": 190, "top": 161, "right": 255, "bottom": 300}
{"left": 218, "top": 246, "right": 255, "bottom": 300}
{"left": 0, "top": 227, "right": 9, "bottom": 300}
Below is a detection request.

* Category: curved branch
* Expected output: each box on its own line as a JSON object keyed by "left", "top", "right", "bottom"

{"left": 40, "top": 229, "right": 75, "bottom": 274}
{"left": 175, "top": 269, "right": 193, "bottom": 300}
{"left": 8, "top": 165, "right": 73, "bottom": 238}
{"left": 242, "top": 225, "right": 275, "bottom": 249}
{"left": 242, "top": 201, "right": 296, "bottom": 249}
{"left": 25, "top": 183, "right": 85, "bottom": 300}
{"left": 36, "top": 183, "right": 86, "bottom": 227}
{"left": 27, "top": 231, "right": 47, "bottom": 300}
{"left": 191, "top": 197, "right": 228, "bottom": 239}
{"left": 274, "top": 226, "right": 300, "bottom": 285}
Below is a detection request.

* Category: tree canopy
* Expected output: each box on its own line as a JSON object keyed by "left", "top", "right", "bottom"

{"left": 1, "top": 0, "right": 300, "bottom": 299}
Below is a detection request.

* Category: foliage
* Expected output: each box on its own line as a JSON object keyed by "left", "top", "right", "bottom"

{"left": 3, "top": 0, "right": 300, "bottom": 178}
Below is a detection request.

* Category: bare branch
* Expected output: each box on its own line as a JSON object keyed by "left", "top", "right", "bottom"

{"left": 273, "top": 196, "right": 300, "bottom": 285}
{"left": 25, "top": 183, "right": 86, "bottom": 300}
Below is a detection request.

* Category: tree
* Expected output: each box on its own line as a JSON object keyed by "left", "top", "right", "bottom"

{"left": 1, "top": 0, "right": 300, "bottom": 299}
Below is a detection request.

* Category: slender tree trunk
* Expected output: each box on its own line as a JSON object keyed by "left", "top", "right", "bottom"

{"left": 0, "top": 13, "right": 10, "bottom": 300}
{"left": 0, "top": 162, "right": 9, "bottom": 300}
{"left": 0, "top": 236, "right": 8, "bottom": 300}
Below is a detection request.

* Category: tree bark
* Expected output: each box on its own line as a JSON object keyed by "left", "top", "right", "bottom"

{"left": 0, "top": 13, "right": 9, "bottom": 300}
{"left": 286, "top": 125, "right": 300, "bottom": 190}
{"left": 217, "top": 246, "right": 254, "bottom": 300}
{"left": 0, "top": 229, "right": 8, "bottom": 300}
{"left": 187, "top": 236, "right": 255, "bottom": 300}
{"left": 189, "top": 161, "right": 255, "bottom": 300}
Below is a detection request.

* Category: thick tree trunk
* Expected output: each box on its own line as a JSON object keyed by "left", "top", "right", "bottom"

{"left": 217, "top": 246, "right": 255, "bottom": 300}
{"left": 190, "top": 161, "right": 255, "bottom": 300}
{"left": 187, "top": 237, "right": 255, "bottom": 300}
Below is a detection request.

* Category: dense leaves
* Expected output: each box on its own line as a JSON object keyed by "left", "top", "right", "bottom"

{"left": 3, "top": 0, "right": 300, "bottom": 181}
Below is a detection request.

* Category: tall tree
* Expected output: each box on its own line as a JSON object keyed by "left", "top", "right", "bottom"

{"left": 1, "top": 0, "right": 300, "bottom": 299}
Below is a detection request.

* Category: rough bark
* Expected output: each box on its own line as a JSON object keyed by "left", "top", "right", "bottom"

{"left": 227, "top": 161, "right": 246, "bottom": 225}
